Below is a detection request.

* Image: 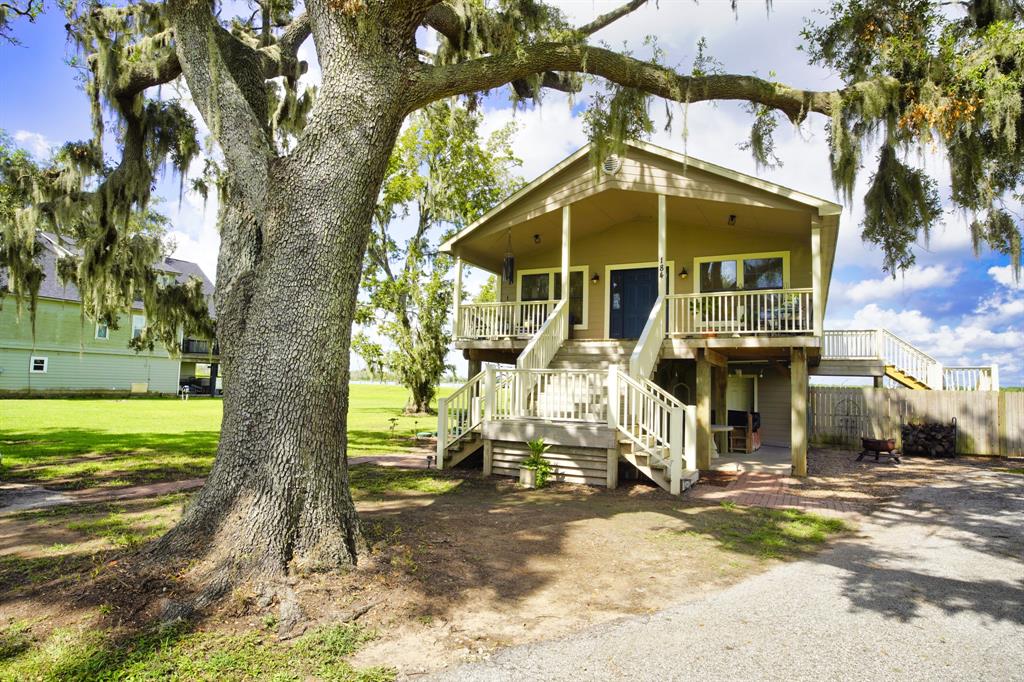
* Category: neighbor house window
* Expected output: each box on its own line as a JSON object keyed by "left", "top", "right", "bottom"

{"left": 131, "top": 314, "right": 146, "bottom": 340}
{"left": 518, "top": 267, "right": 588, "bottom": 329}
{"left": 95, "top": 322, "right": 109, "bottom": 340}
{"left": 695, "top": 252, "right": 789, "bottom": 293}
{"left": 30, "top": 356, "right": 47, "bottom": 373}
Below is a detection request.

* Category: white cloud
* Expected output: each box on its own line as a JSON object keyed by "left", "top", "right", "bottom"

{"left": 840, "top": 265, "right": 961, "bottom": 303}
{"left": 13, "top": 130, "right": 53, "bottom": 159}
{"left": 479, "top": 93, "right": 589, "bottom": 180}
{"left": 989, "top": 264, "right": 1024, "bottom": 290}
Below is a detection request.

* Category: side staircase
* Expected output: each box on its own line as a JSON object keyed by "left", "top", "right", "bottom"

{"left": 549, "top": 340, "right": 637, "bottom": 370}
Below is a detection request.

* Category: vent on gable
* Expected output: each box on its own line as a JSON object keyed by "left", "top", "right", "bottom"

{"left": 602, "top": 154, "right": 623, "bottom": 175}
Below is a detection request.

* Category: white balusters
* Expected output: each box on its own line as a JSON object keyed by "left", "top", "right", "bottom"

{"left": 666, "top": 288, "right": 814, "bottom": 336}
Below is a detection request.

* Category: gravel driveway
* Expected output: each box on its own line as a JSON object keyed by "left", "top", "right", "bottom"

{"left": 424, "top": 465, "right": 1024, "bottom": 681}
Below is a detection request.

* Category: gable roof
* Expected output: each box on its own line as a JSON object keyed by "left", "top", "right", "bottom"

{"left": 440, "top": 140, "right": 842, "bottom": 254}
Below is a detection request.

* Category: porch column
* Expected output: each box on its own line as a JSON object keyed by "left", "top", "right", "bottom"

{"left": 791, "top": 347, "right": 809, "bottom": 477}
{"left": 453, "top": 257, "right": 463, "bottom": 339}
{"left": 712, "top": 364, "right": 728, "bottom": 454}
{"left": 658, "top": 194, "right": 667, "bottom": 290}
{"left": 873, "top": 375, "right": 884, "bottom": 389}
{"left": 467, "top": 358, "right": 481, "bottom": 380}
{"left": 696, "top": 351, "right": 713, "bottom": 469}
{"left": 561, "top": 205, "right": 571, "bottom": 303}
{"left": 811, "top": 218, "right": 823, "bottom": 337}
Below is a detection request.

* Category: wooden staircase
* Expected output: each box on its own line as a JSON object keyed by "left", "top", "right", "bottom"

{"left": 884, "top": 365, "right": 930, "bottom": 390}
{"left": 548, "top": 339, "right": 637, "bottom": 370}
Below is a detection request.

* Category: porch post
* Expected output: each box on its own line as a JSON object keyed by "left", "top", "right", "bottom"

{"left": 658, "top": 194, "right": 667, "bottom": 290}
{"left": 453, "top": 257, "right": 464, "bottom": 339}
{"left": 561, "top": 205, "right": 571, "bottom": 303}
{"left": 811, "top": 218, "right": 823, "bottom": 337}
{"left": 712, "top": 364, "right": 728, "bottom": 454}
{"left": 791, "top": 347, "right": 809, "bottom": 477}
{"left": 696, "top": 351, "right": 712, "bottom": 469}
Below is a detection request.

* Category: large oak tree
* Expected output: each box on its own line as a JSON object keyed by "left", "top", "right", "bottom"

{"left": 1, "top": 0, "right": 1022, "bottom": 608}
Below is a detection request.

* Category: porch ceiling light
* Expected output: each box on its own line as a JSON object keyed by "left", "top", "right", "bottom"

{"left": 533, "top": 233, "right": 541, "bottom": 244}
{"left": 727, "top": 214, "right": 737, "bottom": 226}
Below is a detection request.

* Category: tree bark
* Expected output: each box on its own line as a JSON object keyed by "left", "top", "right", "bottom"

{"left": 149, "top": 7, "right": 412, "bottom": 590}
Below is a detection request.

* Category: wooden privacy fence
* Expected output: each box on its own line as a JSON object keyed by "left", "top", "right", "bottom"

{"left": 810, "top": 387, "right": 1024, "bottom": 457}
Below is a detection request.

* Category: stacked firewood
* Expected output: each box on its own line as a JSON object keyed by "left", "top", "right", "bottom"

{"left": 901, "top": 422, "right": 956, "bottom": 457}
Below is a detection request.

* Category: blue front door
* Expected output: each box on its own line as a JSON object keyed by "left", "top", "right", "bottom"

{"left": 609, "top": 267, "right": 660, "bottom": 339}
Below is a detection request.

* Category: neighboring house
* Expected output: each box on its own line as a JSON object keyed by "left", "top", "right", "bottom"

{"left": 435, "top": 141, "right": 999, "bottom": 492}
{"left": 0, "top": 233, "right": 219, "bottom": 395}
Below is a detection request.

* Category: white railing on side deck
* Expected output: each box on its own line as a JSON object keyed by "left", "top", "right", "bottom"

{"left": 629, "top": 296, "right": 665, "bottom": 380}
{"left": 944, "top": 366, "right": 1000, "bottom": 391}
{"left": 609, "top": 369, "right": 696, "bottom": 494}
{"left": 435, "top": 371, "right": 486, "bottom": 467}
{"left": 457, "top": 300, "right": 557, "bottom": 340}
{"left": 823, "top": 330, "right": 878, "bottom": 358}
{"left": 666, "top": 288, "right": 814, "bottom": 336}
{"left": 517, "top": 299, "right": 569, "bottom": 370}
{"left": 491, "top": 368, "right": 607, "bottom": 422}
{"left": 823, "top": 329, "right": 943, "bottom": 388}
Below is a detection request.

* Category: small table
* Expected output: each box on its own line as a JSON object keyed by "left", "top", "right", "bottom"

{"left": 711, "top": 424, "right": 734, "bottom": 457}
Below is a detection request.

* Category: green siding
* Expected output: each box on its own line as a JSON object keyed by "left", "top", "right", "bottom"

{"left": 0, "top": 297, "right": 181, "bottom": 394}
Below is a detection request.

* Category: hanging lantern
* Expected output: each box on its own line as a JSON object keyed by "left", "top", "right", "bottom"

{"left": 502, "top": 230, "right": 515, "bottom": 285}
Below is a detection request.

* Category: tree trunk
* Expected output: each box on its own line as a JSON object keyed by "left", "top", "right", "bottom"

{"left": 149, "top": 33, "right": 410, "bottom": 593}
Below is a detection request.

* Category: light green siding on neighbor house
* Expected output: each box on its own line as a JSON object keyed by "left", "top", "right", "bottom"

{"left": 0, "top": 297, "right": 181, "bottom": 394}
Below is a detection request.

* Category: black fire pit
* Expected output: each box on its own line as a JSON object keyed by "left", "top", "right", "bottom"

{"left": 856, "top": 437, "right": 901, "bottom": 464}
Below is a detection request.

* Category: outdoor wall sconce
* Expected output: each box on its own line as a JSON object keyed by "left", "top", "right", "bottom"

{"left": 591, "top": 273, "right": 600, "bottom": 284}
{"left": 727, "top": 214, "right": 737, "bottom": 226}
{"left": 533, "top": 233, "right": 541, "bottom": 244}
{"left": 678, "top": 267, "right": 689, "bottom": 279}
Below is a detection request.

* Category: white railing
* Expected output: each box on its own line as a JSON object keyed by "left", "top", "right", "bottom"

{"left": 629, "top": 296, "right": 665, "bottom": 379}
{"left": 491, "top": 368, "right": 607, "bottom": 422}
{"left": 610, "top": 369, "right": 696, "bottom": 494}
{"left": 517, "top": 299, "right": 570, "bottom": 370}
{"left": 823, "top": 329, "right": 943, "bottom": 388}
{"left": 457, "top": 300, "right": 557, "bottom": 340}
{"left": 944, "top": 366, "right": 1000, "bottom": 391}
{"left": 666, "top": 288, "right": 814, "bottom": 336}
{"left": 823, "top": 329, "right": 877, "bottom": 358}
{"left": 435, "top": 371, "right": 485, "bottom": 467}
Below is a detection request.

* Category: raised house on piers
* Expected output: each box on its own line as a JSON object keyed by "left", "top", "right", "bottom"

{"left": 434, "top": 141, "right": 999, "bottom": 494}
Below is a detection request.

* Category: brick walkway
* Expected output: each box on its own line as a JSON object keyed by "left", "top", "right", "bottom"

{"left": 687, "top": 472, "right": 857, "bottom": 518}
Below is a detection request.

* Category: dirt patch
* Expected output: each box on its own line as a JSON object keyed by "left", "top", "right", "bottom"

{"left": 0, "top": 465, "right": 859, "bottom": 677}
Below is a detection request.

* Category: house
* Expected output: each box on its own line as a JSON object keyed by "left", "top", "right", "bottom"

{"left": 0, "top": 232, "right": 219, "bottom": 396}
{"left": 435, "top": 141, "right": 999, "bottom": 492}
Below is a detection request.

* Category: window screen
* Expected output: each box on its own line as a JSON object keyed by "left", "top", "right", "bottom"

{"left": 743, "top": 257, "right": 784, "bottom": 290}
{"left": 520, "top": 273, "right": 549, "bottom": 302}
{"left": 553, "top": 271, "right": 585, "bottom": 325}
{"left": 699, "top": 260, "right": 738, "bottom": 292}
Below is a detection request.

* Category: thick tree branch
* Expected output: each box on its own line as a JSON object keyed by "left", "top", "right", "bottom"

{"left": 409, "top": 42, "right": 838, "bottom": 121}
{"left": 576, "top": 0, "right": 649, "bottom": 36}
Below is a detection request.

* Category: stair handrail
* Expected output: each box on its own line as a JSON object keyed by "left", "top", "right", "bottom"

{"left": 610, "top": 368, "right": 695, "bottom": 494}
{"left": 878, "top": 329, "right": 943, "bottom": 388}
{"left": 435, "top": 370, "right": 485, "bottom": 468}
{"left": 517, "top": 298, "right": 569, "bottom": 370}
{"left": 629, "top": 295, "right": 665, "bottom": 379}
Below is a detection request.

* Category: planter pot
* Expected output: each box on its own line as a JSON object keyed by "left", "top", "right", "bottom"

{"left": 519, "top": 468, "right": 538, "bottom": 489}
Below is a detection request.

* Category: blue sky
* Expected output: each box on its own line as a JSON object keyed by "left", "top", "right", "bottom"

{"left": 1, "top": 1, "right": 1021, "bottom": 383}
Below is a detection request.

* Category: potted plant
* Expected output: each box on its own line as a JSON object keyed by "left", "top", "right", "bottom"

{"left": 520, "top": 438, "right": 554, "bottom": 489}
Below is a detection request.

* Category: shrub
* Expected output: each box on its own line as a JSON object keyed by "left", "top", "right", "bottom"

{"left": 522, "top": 438, "right": 554, "bottom": 488}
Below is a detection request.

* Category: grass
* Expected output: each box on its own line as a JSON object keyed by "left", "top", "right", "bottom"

{"left": 665, "top": 503, "right": 849, "bottom": 559}
{"left": 348, "top": 465, "right": 464, "bottom": 496}
{"left": 0, "top": 620, "right": 394, "bottom": 682}
{"left": 996, "top": 467, "right": 1024, "bottom": 475}
{"left": 0, "top": 384, "right": 451, "bottom": 489}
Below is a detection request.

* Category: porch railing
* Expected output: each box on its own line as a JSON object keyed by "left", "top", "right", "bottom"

{"left": 665, "top": 288, "right": 814, "bottom": 336}
{"left": 456, "top": 300, "right": 557, "bottom": 339}
{"left": 492, "top": 368, "right": 607, "bottom": 422}
{"left": 435, "top": 370, "right": 485, "bottom": 466}
{"left": 629, "top": 296, "right": 665, "bottom": 380}
{"left": 943, "top": 366, "right": 1000, "bottom": 391}
{"left": 824, "top": 329, "right": 944, "bottom": 388}
{"left": 517, "top": 299, "right": 570, "bottom": 370}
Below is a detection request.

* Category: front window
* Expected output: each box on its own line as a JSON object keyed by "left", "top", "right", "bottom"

{"left": 696, "top": 252, "right": 789, "bottom": 293}
{"left": 518, "top": 268, "right": 588, "bottom": 328}
{"left": 699, "top": 260, "right": 738, "bottom": 293}
{"left": 743, "top": 257, "right": 785, "bottom": 290}
{"left": 520, "top": 273, "right": 549, "bottom": 302}
{"left": 131, "top": 314, "right": 146, "bottom": 340}
{"left": 553, "top": 271, "right": 585, "bottom": 327}
{"left": 30, "top": 356, "right": 47, "bottom": 373}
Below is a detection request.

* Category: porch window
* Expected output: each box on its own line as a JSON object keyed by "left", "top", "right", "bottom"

{"left": 695, "top": 252, "right": 790, "bottom": 293}
{"left": 517, "top": 267, "right": 588, "bottom": 329}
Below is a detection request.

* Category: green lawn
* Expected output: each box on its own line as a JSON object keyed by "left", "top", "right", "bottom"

{"left": 0, "top": 384, "right": 451, "bottom": 489}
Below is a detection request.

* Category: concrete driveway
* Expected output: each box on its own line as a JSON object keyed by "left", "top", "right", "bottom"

{"left": 424, "top": 465, "right": 1024, "bottom": 681}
